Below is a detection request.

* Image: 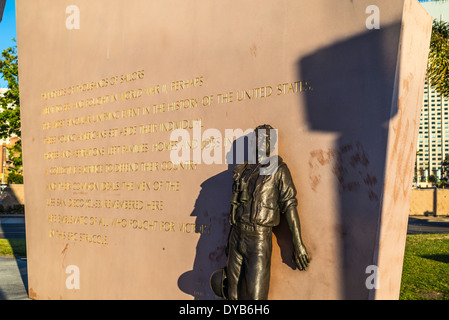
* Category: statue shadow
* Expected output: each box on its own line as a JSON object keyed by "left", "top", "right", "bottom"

{"left": 176, "top": 167, "right": 231, "bottom": 300}
{"left": 177, "top": 135, "right": 243, "bottom": 299}
{"left": 272, "top": 218, "right": 298, "bottom": 270}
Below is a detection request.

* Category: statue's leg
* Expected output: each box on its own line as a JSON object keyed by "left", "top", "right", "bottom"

{"left": 226, "top": 227, "right": 244, "bottom": 300}
{"left": 242, "top": 228, "right": 272, "bottom": 300}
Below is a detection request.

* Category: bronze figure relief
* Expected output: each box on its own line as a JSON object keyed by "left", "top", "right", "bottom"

{"left": 211, "top": 124, "right": 310, "bottom": 300}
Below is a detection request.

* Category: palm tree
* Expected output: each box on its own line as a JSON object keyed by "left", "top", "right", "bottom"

{"left": 429, "top": 174, "right": 438, "bottom": 186}
{"left": 442, "top": 154, "right": 449, "bottom": 177}
{"left": 427, "top": 19, "right": 449, "bottom": 97}
{"left": 415, "top": 150, "right": 421, "bottom": 183}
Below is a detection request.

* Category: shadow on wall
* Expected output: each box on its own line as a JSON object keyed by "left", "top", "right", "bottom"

{"left": 177, "top": 136, "right": 240, "bottom": 299}
{"left": 299, "top": 22, "right": 402, "bottom": 299}
{"left": 177, "top": 22, "right": 405, "bottom": 300}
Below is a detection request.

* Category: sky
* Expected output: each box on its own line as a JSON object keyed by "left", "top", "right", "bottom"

{"left": 420, "top": 0, "right": 449, "bottom": 21}
{"left": 0, "top": 0, "right": 16, "bottom": 88}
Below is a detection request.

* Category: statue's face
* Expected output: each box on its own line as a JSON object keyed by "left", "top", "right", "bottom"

{"left": 256, "top": 129, "right": 270, "bottom": 162}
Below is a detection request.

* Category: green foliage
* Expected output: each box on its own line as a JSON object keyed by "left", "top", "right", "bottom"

{"left": 0, "top": 239, "right": 27, "bottom": 258}
{"left": 437, "top": 178, "right": 449, "bottom": 188}
{"left": 427, "top": 20, "right": 449, "bottom": 97}
{"left": 429, "top": 174, "right": 438, "bottom": 185}
{"left": 7, "top": 171, "right": 23, "bottom": 184}
{"left": 0, "top": 40, "right": 22, "bottom": 172}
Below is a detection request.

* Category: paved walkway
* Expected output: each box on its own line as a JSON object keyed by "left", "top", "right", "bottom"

{"left": 0, "top": 256, "right": 29, "bottom": 300}
{"left": 407, "top": 215, "right": 449, "bottom": 234}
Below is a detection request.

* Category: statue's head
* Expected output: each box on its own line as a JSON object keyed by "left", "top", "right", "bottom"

{"left": 255, "top": 124, "right": 277, "bottom": 161}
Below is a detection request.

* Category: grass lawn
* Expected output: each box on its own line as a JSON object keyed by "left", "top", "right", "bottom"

{"left": 0, "top": 239, "right": 27, "bottom": 258}
{"left": 400, "top": 234, "right": 449, "bottom": 300}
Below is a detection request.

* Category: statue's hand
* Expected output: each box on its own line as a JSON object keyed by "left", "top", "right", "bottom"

{"left": 293, "top": 243, "right": 310, "bottom": 271}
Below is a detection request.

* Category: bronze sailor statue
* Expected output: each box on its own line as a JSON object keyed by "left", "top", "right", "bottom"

{"left": 211, "top": 124, "right": 310, "bottom": 300}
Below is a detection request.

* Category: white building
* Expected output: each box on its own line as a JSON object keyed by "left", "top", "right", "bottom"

{"left": 414, "top": 1, "right": 449, "bottom": 186}
{"left": 416, "top": 82, "right": 449, "bottom": 184}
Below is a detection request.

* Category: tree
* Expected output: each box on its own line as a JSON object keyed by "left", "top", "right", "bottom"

{"left": 427, "top": 19, "right": 449, "bottom": 97}
{"left": 7, "top": 171, "right": 23, "bottom": 184}
{"left": 428, "top": 174, "right": 438, "bottom": 186}
{"left": 442, "top": 154, "right": 449, "bottom": 178}
{"left": 415, "top": 150, "right": 421, "bottom": 183}
{"left": 0, "top": 40, "right": 22, "bottom": 175}
{"left": 437, "top": 177, "right": 448, "bottom": 188}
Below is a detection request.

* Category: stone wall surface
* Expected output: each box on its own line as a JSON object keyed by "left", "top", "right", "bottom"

{"left": 16, "top": 0, "right": 432, "bottom": 300}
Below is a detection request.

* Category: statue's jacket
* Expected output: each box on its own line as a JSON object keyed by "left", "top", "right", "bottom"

{"left": 232, "top": 156, "right": 298, "bottom": 228}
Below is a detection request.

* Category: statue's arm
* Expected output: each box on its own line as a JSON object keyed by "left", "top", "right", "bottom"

{"left": 278, "top": 164, "right": 310, "bottom": 270}
{"left": 285, "top": 206, "right": 310, "bottom": 271}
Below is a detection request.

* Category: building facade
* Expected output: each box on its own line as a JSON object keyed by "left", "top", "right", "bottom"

{"left": 416, "top": 81, "right": 449, "bottom": 184}
{"left": 414, "top": 1, "right": 449, "bottom": 186}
